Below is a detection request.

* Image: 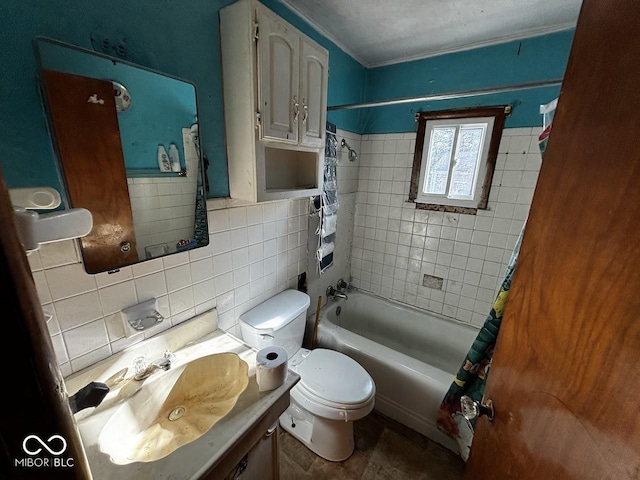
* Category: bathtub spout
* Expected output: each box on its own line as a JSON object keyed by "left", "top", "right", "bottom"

{"left": 326, "top": 286, "right": 348, "bottom": 300}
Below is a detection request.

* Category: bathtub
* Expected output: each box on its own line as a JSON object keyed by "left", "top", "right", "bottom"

{"left": 315, "top": 289, "right": 479, "bottom": 453}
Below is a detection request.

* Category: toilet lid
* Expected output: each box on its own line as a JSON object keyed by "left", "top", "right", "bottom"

{"left": 296, "top": 349, "right": 374, "bottom": 406}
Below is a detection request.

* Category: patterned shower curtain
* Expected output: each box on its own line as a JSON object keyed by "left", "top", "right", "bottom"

{"left": 436, "top": 224, "right": 524, "bottom": 461}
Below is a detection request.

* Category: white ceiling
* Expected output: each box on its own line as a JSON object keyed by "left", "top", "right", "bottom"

{"left": 279, "top": 0, "right": 583, "bottom": 67}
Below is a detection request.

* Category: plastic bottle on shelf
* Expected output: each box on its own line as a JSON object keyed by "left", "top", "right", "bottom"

{"left": 157, "top": 145, "right": 171, "bottom": 172}
{"left": 168, "top": 143, "right": 181, "bottom": 172}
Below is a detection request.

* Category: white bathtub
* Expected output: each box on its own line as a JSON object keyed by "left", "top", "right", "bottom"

{"left": 316, "top": 289, "right": 479, "bottom": 453}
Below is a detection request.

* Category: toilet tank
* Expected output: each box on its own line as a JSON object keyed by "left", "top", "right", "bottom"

{"left": 238, "top": 289, "right": 310, "bottom": 357}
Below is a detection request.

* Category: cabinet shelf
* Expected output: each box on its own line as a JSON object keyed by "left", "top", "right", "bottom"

{"left": 264, "top": 147, "right": 318, "bottom": 191}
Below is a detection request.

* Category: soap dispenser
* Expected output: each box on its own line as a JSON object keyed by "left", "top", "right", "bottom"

{"left": 157, "top": 145, "right": 171, "bottom": 172}
{"left": 168, "top": 143, "right": 181, "bottom": 172}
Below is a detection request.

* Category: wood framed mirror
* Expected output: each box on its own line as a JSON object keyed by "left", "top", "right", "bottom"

{"left": 34, "top": 37, "right": 209, "bottom": 274}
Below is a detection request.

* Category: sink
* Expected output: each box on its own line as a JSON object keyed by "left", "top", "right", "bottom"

{"left": 98, "top": 353, "right": 249, "bottom": 465}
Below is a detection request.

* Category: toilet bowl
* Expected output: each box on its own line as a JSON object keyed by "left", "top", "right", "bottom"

{"left": 238, "top": 289, "right": 376, "bottom": 461}
{"left": 280, "top": 348, "right": 375, "bottom": 461}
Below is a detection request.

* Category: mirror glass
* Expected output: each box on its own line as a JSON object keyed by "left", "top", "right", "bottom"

{"left": 34, "top": 37, "right": 209, "bottom": 274}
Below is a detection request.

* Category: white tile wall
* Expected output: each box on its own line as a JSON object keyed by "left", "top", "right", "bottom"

{"left": 303, "top": 128, "right": 359, "bottom": 345}
{"left": 350, "top": 127, "right": 543, "bottom": 328}
{"left": 335, "top": 129, "right": 361, "bottom": 195}
{"left": 128, "top": 175, "right": 198, "bottom": 259}
{"left": 34, "top": 125, "right": 540, "bottom": 375}
{"left": 33, "top": 198, "right": 309, "bottom": 376}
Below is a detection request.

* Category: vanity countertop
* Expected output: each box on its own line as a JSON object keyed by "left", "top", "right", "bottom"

{"left": 64, "top": 309, "right": 299, "bottom": 479}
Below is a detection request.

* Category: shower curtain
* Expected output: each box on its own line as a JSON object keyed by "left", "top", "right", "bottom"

{"left": 436, "top": 224, "right": 524, "bottom": 461}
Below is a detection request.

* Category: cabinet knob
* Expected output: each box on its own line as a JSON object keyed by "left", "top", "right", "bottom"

{"left": 302, "top": 100, "right": 308, "bottom": 125}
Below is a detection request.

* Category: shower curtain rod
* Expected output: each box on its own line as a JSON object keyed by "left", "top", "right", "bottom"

{"left": 327, "top": 78, "right": 563, "bottom": 111}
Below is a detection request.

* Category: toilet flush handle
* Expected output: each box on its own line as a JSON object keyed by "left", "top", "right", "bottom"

{"left": 259, "top": 328, "right": 274, "bottom": 340}
{"left": 339, "top": 409, "right": 349, "bottom": 422}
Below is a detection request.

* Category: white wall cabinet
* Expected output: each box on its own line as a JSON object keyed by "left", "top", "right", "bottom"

{"left": 220, "top": 0, "right": 328, "bottom": 202}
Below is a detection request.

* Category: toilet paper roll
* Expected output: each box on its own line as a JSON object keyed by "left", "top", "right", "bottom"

{"left": 256, "top": 346, "right": 288, "bottom": 392}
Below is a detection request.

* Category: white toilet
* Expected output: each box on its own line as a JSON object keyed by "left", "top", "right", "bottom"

{"left": 239, "top": 289, "right": 375, "bottom": 462}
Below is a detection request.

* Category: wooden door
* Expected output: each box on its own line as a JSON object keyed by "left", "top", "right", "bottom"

{"left": 465, "top": 1, "right": 640, "bottom": 479}
{"left": 0, "top": 171, "right": 92, "bottom": 479}
{"left": 299, "top": 37, "right": 327, "bottom": 148}
{"left": 41, "top": 70, "right": 139, "bottom": 273}
{"left": 258, "top": 9, "right": 300, "bottom": 144}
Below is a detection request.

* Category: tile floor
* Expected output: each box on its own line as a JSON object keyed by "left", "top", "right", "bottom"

{"left": 279, "top": 411, "right": 466, "bottom": 479}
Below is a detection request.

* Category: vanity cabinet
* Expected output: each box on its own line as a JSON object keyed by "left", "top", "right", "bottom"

{"left": 220, "top": 0, "right": 328, "bottom": 203}
{"left": 221, "top": 425, "right": 279, "bottom": 480}
{"left": 200, "top": 387, "right": 290, "bottom": 480}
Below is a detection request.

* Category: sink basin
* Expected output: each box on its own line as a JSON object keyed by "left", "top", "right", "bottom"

{"left": 98, "top": 353, "right": 249, "bottom": 465}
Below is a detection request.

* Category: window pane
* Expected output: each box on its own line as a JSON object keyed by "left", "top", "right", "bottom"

{"left": 424, "top": 127, "right": 455, "bottom": 195}
{"left": 449, "top": 125, "right": 485, "bottom": 198}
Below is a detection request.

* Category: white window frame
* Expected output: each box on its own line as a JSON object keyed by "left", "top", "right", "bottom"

{"left": 416, "top": 116, "right": 494, "bottom": 208}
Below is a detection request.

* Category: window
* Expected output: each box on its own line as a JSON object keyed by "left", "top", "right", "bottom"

{"left": 410, "top": 107, "right": 507, "bottom": 212}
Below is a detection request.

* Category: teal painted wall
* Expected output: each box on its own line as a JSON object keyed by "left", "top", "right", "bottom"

{"left": 0, "top": 0, "right": 572, "bottom": 199}
{"left": 0, "top": 0, "right": 365, "bottom": 198}
{"left": 359, "top": 30, "right": 575, "bottom": 133}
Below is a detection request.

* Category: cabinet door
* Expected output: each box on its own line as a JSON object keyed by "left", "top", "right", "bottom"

{"left": 299, "top": 37, "right": 328, "bottom": 148}
{"left": 222, "top": 425, "right": 279, "bottom": 480}
{"left": 258, "top": 10, "right": 299, "bottom": 144}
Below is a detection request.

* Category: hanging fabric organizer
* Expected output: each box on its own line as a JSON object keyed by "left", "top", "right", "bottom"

{"left": 316, "top": 122, "right": 339, "bottom": 275}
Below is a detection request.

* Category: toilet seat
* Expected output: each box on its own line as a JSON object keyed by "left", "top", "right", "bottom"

{"left": 289, "top": 348, "right": 375, "bottom": 421}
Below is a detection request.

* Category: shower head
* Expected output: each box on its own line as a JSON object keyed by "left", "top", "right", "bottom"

{"left": 340, "top": 139, "right": 358, "bottom": 162}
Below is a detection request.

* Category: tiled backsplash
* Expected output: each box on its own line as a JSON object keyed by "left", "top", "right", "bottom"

{"left": 32, "top": 198, "right": 309, "bottom": 376}
{"left": 350, "top": 127, "right": 542, "bottom": 327}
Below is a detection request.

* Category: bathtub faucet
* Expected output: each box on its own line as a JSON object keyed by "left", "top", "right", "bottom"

{"left": 326, "top": 285, "right": 348, "bottom": 300}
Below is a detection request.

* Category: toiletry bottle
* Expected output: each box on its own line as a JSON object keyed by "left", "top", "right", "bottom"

{"left": 168, "top": 143, "right": 181, "bottom": 172}
{"left": 157, "top": 145, "right": 171, "bottom": 172}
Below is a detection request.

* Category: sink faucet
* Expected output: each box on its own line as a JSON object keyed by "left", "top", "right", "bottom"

{"left": 134, "top": 350, "right": 175, "bottom": 381}
{"left": 326, "top": 285, "right": 348, "bottom": 300}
